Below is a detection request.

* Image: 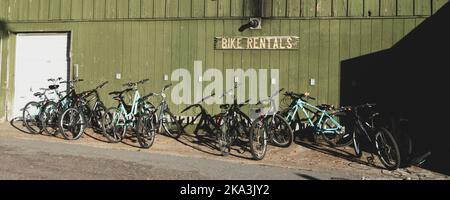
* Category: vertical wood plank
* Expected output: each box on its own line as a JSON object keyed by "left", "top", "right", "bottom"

{"left": 72, "top": 0, "right": 83, "bottom": 20}
{"left": 381, "top": 19, "right": 393, "bottom": 49}
{"left": 333, "top": 0, "right": 347, "bottom": 16}
{"left": 230, "top": 0, "right": 243, "bottom": 16}
{"left": 287, "top": 0, "right": 300, "bottom": 17}
{"left": 317, "top": 0, "right": 332, "bottom": 17}
{"left": 166, "top": 0, "right": 178, "bottom": 17}
{"left": 206, "top": 0, "right": 218, "bottom": 17}
{"left": 129, "top": 0, "right": 141, "bottom": 18}
{"left": 272, "top": 0, "right": 286, "bottom": 17}
{"left": 218, "top": 0, "right": 231, "bottom": 17}
{"left": 7, "top": 0, "right": 18, "bottom": 20}
{"left": 288, "top": 20, "right": 299, "bottom": 93}
{"left": 398, "top": 0, "right": 414, "bottom": 15}
{"left": 414, "top": 0, "right": 431, "bottom": 15}
{"left": 94, "top": 0, "right": 106, "bottom": 19}
{"left": 349, "top": 20, "right": 361, "bottom": 58}
{"left": 348, "top": 0, "right": 363, "bottom": 16}
{"left": 179, "top": 0, "right": 192, "bottom": 17}
{"left": 381, "top": 0, "right": 396, "bottom": 16}
{"left": 392, "top": 19, "right": 404, "bottom": 44}
{"left": 298, "top": 20, "right": 310, "bottom": 93}
{"left": 39, "top": 0, "right": 50, "bottom": 20}
{"left": 302, "top": 0, "right": 316, "bottom": 17}
{"left": 213, "top": 20, "right": 224, "bottom": 113}
{"left": 360, "top": 19, "right": 372, "bottom": 54}
{"left": 318, "top": 20, "right": 330, "bottom": 104}
{"left": 61, "top": 0, "right": 72, "bottom": 20}
{"left": 83, "top": 0, "right": 94, "bottom": 20}
{"left": 28, "top": 0, "right": 41, "bottom": 20}
{"left": 49, "top": 0, "right": 61, "bottom": 20}
{"left": 142, "top": 0, "right": 154, "bottom": 18}
{"left": 433, "top": 0, "right": 448, "bottom": 13}
{"left": 263, "top": 0, "right": 272, "bottom": 17}
{"left": 371, "top": 19, "right": 382, "bottom": 52}
{"left": 192, "top": 0, "right": 205, "bottom": 17}
{"left": 154, "top": 0, "right": 165, "bottom": 18}
{"left": 328, "top": 20, "right": 340, "bottom": 106}
{"left": 364, "top": 0, "right": 380, "bottom": 16}
{"left": 278, "top": 20, "right": 290, "bottom": 110}
{"left": 18, "top": 0, "right": 28, "bottom": 20}
{"left": 308, "top": 20, "right": 319, "bottom": 104}
{"left": 117, "top": 0, "right": 128, "bottom": 18}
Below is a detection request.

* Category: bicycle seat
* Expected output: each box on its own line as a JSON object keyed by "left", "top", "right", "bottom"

{"left": 49, "top": 85, "right": 59, "bottom": 90}
{"left": 109, "top": 88, "right": 133, "bottom": 96}
{"left": 317, "top": 104, "right": 335, "bottom": 111}
{"left": 220, "top": 104, "right": 230, "bottom": 110}
{"left": 34, "top": 92, "right": 44, "bottom": 97}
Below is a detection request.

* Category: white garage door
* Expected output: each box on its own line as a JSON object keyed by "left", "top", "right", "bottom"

{"left": 12, "top": 33, "right": 69, "bottom": 118}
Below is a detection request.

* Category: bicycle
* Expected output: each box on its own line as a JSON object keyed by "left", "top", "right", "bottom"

{"left": 217, "top": 84, "right": 252, "bottom": 156}
{"left": 137, "top": 84, "right": 183, "bottom": 140}
{"left": 180, "top": 92, "right": 222, "bottom": 139}
{"left": 280, "top": 91, "right": 349, "bottom": 147}
{"left": 58, "top": 81, "right": 108, "bottom": 140}
{"left": 39, "top": 79, "right": 84, "bottom": 136}
{"left": 249, "top": 88, "right": 293, "bottom": 160}
{"left": 22, "top": 77, "right": 63, "bottom": 134}
{"left": 102, "top": 79, "right": 149, "bottom": 143}
{"left": 340, "top": 103, "right": 401, "bottom": 170}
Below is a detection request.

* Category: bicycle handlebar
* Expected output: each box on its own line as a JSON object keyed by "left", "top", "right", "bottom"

{"left": 122, "top": 78, "right": 149, "bottom": 87}
{"left": 284, "top": 91, "right": 316, "bottom": 101}
{"left": 61, "top": 79, "right": 84, "bottom": 84}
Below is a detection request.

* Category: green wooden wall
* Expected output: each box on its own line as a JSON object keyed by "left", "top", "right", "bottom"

{"left": 1, "top": 0, "right": 449, "bottom": 21}
{"left": 0, "top": 0, "right": 448, "bottom": 120}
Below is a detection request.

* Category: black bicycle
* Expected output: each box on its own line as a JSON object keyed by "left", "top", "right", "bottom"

{"left": 58, "top": 81, "right": 108, "bottom": 140}
{"left": 180, "top": 92, "right": 222, "bottom": 139}
{"left": 40, "top": 79, "right": 84, "bottom": 136}
{"left": 217, "top": 85, "right": 252, "bottom": 156}
{"left": 341, "top": 103, "right": 401, "bottom": 170}
{"left": 22, "top": 77, "right": 63, "bottom": 134}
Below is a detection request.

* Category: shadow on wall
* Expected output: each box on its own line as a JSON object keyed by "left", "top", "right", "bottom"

{"left": 0, "top": 20, "right": 9, "bottom": 38}
{"left": 341, "top": 3, "right": 450, "bottom": 175}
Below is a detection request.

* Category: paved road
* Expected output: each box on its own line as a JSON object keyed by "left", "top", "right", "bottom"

{"left": 0, "top": 136, "right": 358, "bottom": 180}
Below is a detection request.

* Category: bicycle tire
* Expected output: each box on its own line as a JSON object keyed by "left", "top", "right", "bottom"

{"left": 40, "top": 101, "right": 59, "bottom": 136}
{"left": 162, "top": 111, "right": 182, "bottom": 139}
{"left": 136, "top": 114, "right": 156, "bottom": 149}
{"left": 58, "top": 108, "right": 86, "bottom": 140}
{"left": 102, "top": 107, "right": 126, "bottom": 143}
{"left": 22, "top": 101, "right": 43, "bottom": 134}
{"left": 270, "top": 114, "right": 294, "bottom": 147}
{"left": 249, "top": 116, "right": 268, "bottom": 160}
{"left": 321, "top": 112, "right": 354, "bottom": 147}
{"left": 375, "top": 127, "right": 401, "bottom": 170}
{"left": 219, "top": 118, "right": 231, "bottom": 156}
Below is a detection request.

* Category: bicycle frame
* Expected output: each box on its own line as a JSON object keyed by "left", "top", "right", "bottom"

{"left": 285, "top": 98, "right": 342, "bottom": 134}
{"left": 114, "top": 90, "right": 142, "bottom": 127}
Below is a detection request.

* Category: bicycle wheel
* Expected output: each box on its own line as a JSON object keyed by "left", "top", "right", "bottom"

{"left": 249, "top": 116, "right": 268, "bottom": 160}
{"left": 375, "top": 127, "right": 401, "bottom": 170}
{"left": 321, "top": 112, "right": 354, "bottom": 147}
{"left": 58, "top": 108, "right": 86, "bottom": 140}
{"left": 91, "top": 103, "right": 106, "bottom": 132}
{"left": 219, "top": 119, "right": 231, "bottom": 156}
{"left": 352, "top": 128, "right": 363, "bottom": 158}
{"left": 161, "top": 111, "right": 182, "bottom": 139}
{"left": 22, "top": 101, "right": 43, "bottom": 134}
{"left": 136, "top": 113, "right": 156, "bottom": 149}
{"left": 102, "top": 107, "right": 126, "bottom": 143}
{"left": 40, "top": 102, "right": 59, "bottom": 136}
{"left": 269, "top": 114, "right": 294, "bottom": 147}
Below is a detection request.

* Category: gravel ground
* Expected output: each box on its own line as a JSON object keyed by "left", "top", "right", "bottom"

{"left": 0, "top": 120, "right": 448, "bottom": 180}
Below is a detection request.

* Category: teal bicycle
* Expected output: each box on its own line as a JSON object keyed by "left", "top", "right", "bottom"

{"left": 280, "top": 91, "right": 351, "bottom": 147}
{"left": 102, "top": 79, "right": 149, "bottom": 143}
